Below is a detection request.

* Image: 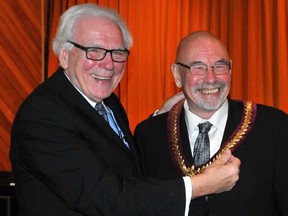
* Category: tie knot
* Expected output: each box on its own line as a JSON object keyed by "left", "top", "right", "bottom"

{"left": 198, "top": 121, "right": 212, "bottom": 133}
{"left": 95, "top": 103, "right": 105, "bottom": 112}
{"left": 95, "top": 103, "right": 108, "bottom": 122}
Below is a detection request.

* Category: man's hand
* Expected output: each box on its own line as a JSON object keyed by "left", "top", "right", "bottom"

{"left": 190, "top": 149, "right": 240, "bottom": 199}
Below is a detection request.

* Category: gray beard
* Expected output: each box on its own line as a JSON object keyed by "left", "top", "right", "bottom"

{"left": 194, "top": 91, "right": 227, "bottom": 111}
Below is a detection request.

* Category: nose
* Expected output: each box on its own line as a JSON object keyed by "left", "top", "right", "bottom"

{"left": 203, "top": 66, "right": 217, "bottom": 83}
{"left": 98, "top": 52, "right": 114, "bottom": 70}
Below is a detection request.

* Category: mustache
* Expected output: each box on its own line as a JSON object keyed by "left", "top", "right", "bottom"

{"left": 194, "top": 81, "right": 226, "bottom": 90}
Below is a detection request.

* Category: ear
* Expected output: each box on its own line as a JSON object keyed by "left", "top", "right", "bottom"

{"left": 171, "top": 63, "right": 182, "bottom": 88}
{"left": 59, "top": 47, "right": 69, "bottom": 69}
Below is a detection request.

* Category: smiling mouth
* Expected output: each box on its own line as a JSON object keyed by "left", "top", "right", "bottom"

{"left": 91, "top": 74, "right": 112, "bottom": 81}
{"left": 201, "top": 88, "right": 219, "bottom": 94}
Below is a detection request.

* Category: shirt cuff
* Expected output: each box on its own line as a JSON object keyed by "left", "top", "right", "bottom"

{"left": 183, "top": 176, "right": 192, "bottom": 216}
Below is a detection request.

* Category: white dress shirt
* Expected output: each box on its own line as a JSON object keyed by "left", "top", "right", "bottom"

{"left": 182, "top": 100, "right": 228, "bottom": 215}
{"left": 184, "top": 100, "right": 228, "bottom": 158}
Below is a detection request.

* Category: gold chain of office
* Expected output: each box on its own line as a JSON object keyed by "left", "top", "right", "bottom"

{"left": 167, "top": 100, "right": 256, "bottom": 176}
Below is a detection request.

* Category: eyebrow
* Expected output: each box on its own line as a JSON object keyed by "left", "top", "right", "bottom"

{"left": 81, "top": 42, "right": 125, "bottom": 50}
{"left": 190, "top": 61, "right": 205, "bottom": 65}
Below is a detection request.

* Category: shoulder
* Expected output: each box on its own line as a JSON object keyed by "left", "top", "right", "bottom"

{"left": 255, "top": 103, "right": 288, "bottom": 128}
{"left": 241, "top": 98, "right": 287, "bottom": 120}
{"left": 135, "top": 112, "right": 169, "bottom": 132}
{"left": 256, "top": 103, "right": 287, "bottom": 115}
{"left": 14, "top": 69, "right": 82, "bottom": 126}
{"left": 228, "top": 98, "right": 287, "bottom": 118}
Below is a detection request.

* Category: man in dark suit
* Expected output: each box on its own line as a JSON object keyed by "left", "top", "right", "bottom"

{"left": 135, "top": 31, "right": 288, "bottom": 216}
{"left": 10, "top": 5, "right": 241, "bottom": 216}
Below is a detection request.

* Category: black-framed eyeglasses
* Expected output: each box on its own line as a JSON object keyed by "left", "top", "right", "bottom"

{"left": 176, "top": 60, "right": 231, "bottom": 75}
{"left": 67, "top": 41, "right": 130, "bottom": 63}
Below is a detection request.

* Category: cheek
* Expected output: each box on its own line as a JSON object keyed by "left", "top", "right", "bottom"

{"left": 66, "top": 54, "right": 86, "bottom": 73}
{"left": 221, "top": 72, "right": 231, "bottom": 81}
{"left": 182, "top": 75, "right": 199, "bottom": 89}
{"left": 81, "top": 59, "right": 98, "bottom": 70}
{"left": 220, "top": 74, "right": 232, "bottom": 89}
{"left": 112, "top": 64, "right": 125, "bottom": 85}
{"left": 73, "top": 60, "right": 98, "bottom": 79}
{"left": 112, "top": 68, "right": 125, "bottom": 88}
{"left": 115, "top": 62, "right": 125, "bottom": 74}
{"left": 226, "top": 75, "right": 232, "bottom": 84}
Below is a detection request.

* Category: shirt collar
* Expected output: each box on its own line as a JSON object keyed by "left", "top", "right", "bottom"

{"left": 184, "top": 99, "right": 228, "bottom": 133}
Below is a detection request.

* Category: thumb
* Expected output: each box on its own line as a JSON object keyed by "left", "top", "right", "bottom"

{"left": 216, "top": 149, "right": 232, "bottom": 165}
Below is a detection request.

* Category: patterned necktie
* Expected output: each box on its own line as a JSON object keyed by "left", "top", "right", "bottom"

{"left": 193, "top": 121, "right": 213, "bottom": 167}
{"left": 95, "top": 103, "right": 108, "bottom": 122}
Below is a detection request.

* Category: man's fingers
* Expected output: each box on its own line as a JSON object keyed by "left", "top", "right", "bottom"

{"left": 214, "top": 149, "right": 232, "bottom": 165}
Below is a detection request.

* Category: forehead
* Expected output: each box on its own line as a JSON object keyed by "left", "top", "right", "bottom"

{"left": 73, "top": 16, "right": 124, "bottom": 46}
{"left": 178, "top": 37, "right": 229, "bottom": 62}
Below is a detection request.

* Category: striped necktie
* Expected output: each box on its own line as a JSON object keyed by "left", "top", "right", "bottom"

{"left": 95, "top": 103, "right": 129, "bottom": 149}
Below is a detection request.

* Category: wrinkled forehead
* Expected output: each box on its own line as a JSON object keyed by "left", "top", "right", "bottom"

{"left": 73, "top": 16, "right": 123, "bottom": 43}
{"left": 177, "top": 37, "right": 229, "bottom": 63}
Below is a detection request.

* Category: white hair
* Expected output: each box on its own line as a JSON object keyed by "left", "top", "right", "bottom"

{"left": 52, "top": 4, "right": 133, "bottom": 56}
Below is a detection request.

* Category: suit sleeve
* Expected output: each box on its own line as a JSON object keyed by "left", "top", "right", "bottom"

{"left": 274, "top": 115, "right": 288, "bottom": 215}
{"left": 11, "top": 96, "right": 186, "bottom": 216}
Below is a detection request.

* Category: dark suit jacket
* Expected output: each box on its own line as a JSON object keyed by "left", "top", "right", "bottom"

{"left": 10, "top": 68, "right": 186, "bottom": 216}
{"left": 135, "top": 99, "right": 288, "bottom": 216}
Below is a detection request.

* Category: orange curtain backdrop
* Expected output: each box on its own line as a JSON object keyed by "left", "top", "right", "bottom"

{"left": 0, "top": 0, "right": 42, "bottom": 170}
{"left": 46, "top": 0, "right": 288, "bottom": 131}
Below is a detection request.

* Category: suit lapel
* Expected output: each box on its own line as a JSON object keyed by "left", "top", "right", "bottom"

{"left": 104, "top": 95, "right": 136, "bottom": 151}
{"left": 49, "top": 69, "right": 135, "bottom": 153}
{"left": 104, "top": 92, "right": 142, "bottom": 171}
{"left": 179, "top": 108, "right": 194, "bottom": 164}
{"left": 222, "top": 99, "right": 244, "bottom": 146}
